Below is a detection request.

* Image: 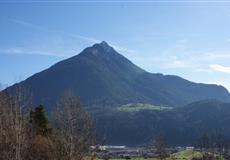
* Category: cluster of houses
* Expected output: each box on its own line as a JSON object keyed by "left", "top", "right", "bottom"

{"left": 90, "top": 145, "right": 230, "bottom": 159}
{"left": 90, "top": 145, "right": 184, "bottom": 159}
{"left": 90, "top": 145, "right": 140, "bottom": 158}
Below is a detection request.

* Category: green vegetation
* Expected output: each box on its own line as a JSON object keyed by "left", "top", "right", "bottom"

{"left": 117, "top": 103, "right": 173, "bottom": 112}
{"left": 169, "top": 150, "right": 202, "bottom": 160}
{"left": 0, "top": 91, "right": 95, "bottom": 160}
{"left": 169, "top": 150, "right": 224, "bottom": 160}
{"left": 88, "top": 150, "right": 222, "bottom": 160}
{"left": 30, "top": 105, "right": 51, "bottom": 136}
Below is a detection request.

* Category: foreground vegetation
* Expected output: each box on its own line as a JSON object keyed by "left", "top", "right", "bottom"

{"left": 89, "top": 150, "right": 223, "bottom": 160}
{"left": 169, "top": 150, "right": 203, "bottom": 160}
{"left": 0, "top": 87, "right": 95, "bottom": 160}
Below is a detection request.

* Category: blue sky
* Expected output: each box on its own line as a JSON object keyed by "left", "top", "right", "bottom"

{"left": 1, "top": 1, "right": 230, "bottom": 91}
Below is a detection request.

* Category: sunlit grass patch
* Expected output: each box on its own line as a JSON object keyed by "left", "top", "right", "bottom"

{"left": 117, "top": 103, "right": 173, "bottom": 112}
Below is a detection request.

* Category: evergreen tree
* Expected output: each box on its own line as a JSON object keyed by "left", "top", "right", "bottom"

{"left": 30, "top": 105, "right": 51, "bottom": 136}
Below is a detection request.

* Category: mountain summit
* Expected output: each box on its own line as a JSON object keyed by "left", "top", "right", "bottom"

{"left": 5, "top": 41, "right": 230, "bottom": 109}
{"left": 84, "top": 41, "right": 113, "bottom": 56}
{"left": 95, "top": 41, "right": 111, "bottom": 51}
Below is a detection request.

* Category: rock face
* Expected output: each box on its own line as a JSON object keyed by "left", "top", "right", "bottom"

{"left": 5, "top": 41, "right": 230, "bottom": 110}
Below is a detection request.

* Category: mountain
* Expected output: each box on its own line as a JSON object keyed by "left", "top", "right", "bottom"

{"left": 5, "top": 41, "right": 230, "bottom": 110}
{"left": 95, "top": 100, "right": 230, "bottom": 146}
{"left": 4, "top": 41, "right": 230, "bottom": 146}
{"left": 178, "top": 99, "right": 230, "bottom": 131}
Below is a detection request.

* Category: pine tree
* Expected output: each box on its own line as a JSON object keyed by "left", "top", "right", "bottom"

{"left": 30, "top": 105, "right": 51, "bottom": 136}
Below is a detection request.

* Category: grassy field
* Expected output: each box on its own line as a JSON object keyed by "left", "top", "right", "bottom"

{"left": 86, "top": 150, "right": 204, "bottom": 160}
{"left": 169, "top": 150, "right": 203, "bottom": 160}
{"left": 86, "top": 150, "right": 225, "bottom": 160}
{"left": 117, "top": 103, "right": 173, "bottom": 112}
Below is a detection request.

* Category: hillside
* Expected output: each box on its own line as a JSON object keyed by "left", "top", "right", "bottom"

{"left": 95, "top": 100, "right": 230, "bottom": 146}
{"left": 5, "top": 41, "right": 230, "bottom": 110}
{"left": 3, "top": 41, "right": 230, "bottom": 146}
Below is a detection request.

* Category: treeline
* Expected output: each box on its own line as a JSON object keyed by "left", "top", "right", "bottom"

{"left": 195, "top": 133, "right": 230, "bottom": 153}
{"left": 0, "top": 87, "right": 95, "bottom": 160}
{"left": 193, "top": 133, "right": 230, "bottom": 160}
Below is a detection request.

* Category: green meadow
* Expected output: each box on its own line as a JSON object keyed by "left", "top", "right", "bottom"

{"left": 117, "top": 103, "right": 173, "bottom": 112}
{"left": 88, "top": 150, "right": 224, "bottom": 160}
